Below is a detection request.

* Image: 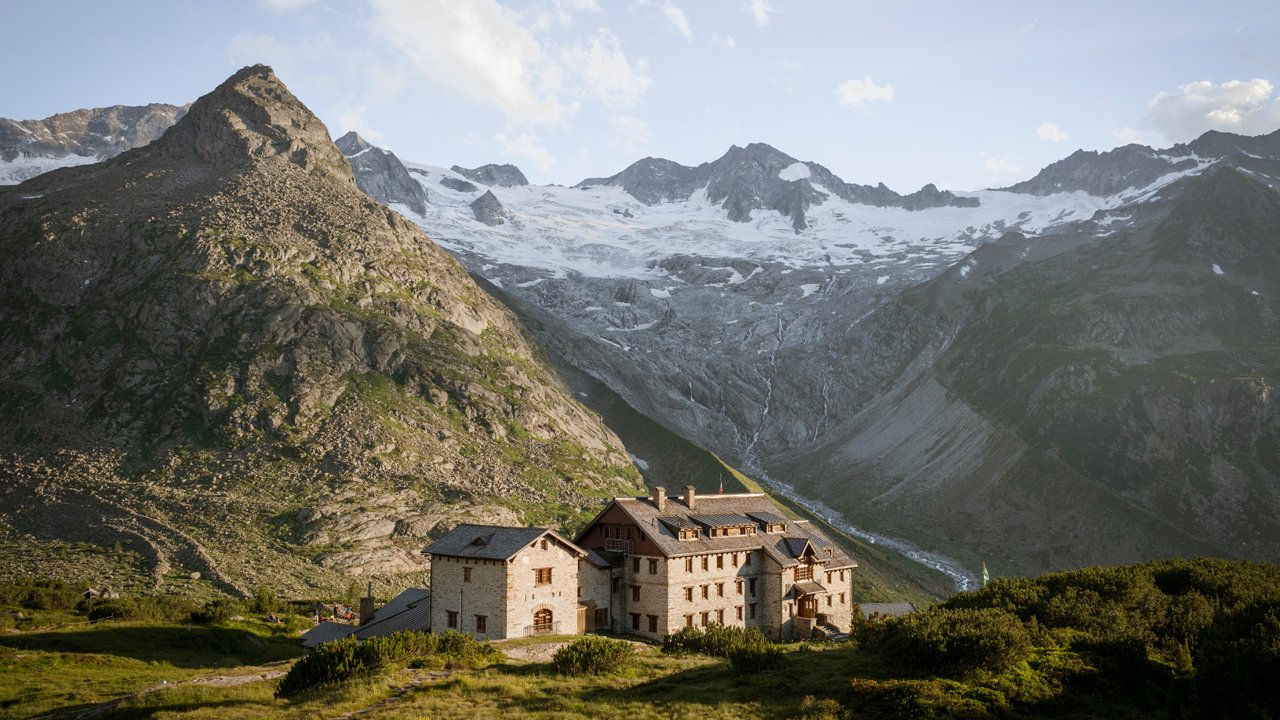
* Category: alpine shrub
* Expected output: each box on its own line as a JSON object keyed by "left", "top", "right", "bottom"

{"left": 275, "top": 630, "right": 498, "bottom": 699}
{"left": 552, "top": 636, "right": 636, "bottom": 676}
{"left": 870, "top": 607, "right": 1032, "bottom": 676}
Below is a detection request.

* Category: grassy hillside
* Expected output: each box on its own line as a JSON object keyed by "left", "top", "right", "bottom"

{"left": 3, "top": 557, "right": 1275, "bottom": 719}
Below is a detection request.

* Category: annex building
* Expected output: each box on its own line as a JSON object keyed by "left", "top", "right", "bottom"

{"left": 423, "top": 485, "right": 856, "bottom": 641}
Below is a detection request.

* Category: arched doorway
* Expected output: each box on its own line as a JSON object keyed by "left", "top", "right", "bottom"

{"left": 533, "top": 608, "right": 554, "bottom": 635}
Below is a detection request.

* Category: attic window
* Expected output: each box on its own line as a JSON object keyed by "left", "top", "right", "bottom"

{"left": 469, "top": 536, "right": 488, "bottom": 547}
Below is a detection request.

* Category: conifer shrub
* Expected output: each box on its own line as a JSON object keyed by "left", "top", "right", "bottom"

{"left": 0, "top": 579, "right": 81, "bottom": 611}
{"left": 869, "top": 607, "right": 1031, "bottom": 676}
{"left": 661, "top": 624, "right": 772, "bottom": 658}
{"left": 275, "top": 631, "right": 498, "bottom": 699}
{"left": 190, "top": 598, "right": 243, "bottom": 625}
{"left": 86, "top": 595, "right": 194, "bottom": 622}
{"left": 727, "top": 638, "right": 785, "bottom": 674}
{"left": 552, "top": 636, "right": 636, "bottom": 676}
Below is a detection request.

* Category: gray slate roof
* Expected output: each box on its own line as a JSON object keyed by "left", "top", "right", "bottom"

{"left": 584, "top": 494, "right": 856, "bottom": 570}
{"left": 300, "top": 588, "right": 432, "bottom": 649}
{"left": 424, "top": 524, "right": 581, "bottom": 561}
{"left": 300, "top": 620, "right": 356, "bottom": 648}
{"left": 354, "top": 588, "right": 431, "bottom": 640}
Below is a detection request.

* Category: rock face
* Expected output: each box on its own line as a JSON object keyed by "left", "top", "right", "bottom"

{"left": 451, "top": 163, "right": 528, "bottom": 187}
{"left": 770, "top": 161, "right": 1280, "bottom": 575}
{"left": 0, "top": 65, "right": 641, "bottom": 596}
{"left": 418, "top": 127, "right": 1280, "bottom": 581}
{"left": 577, "top": 142, "right": 977, "bottom": 231}
{"left": 335, "top": 131, "right": 428, "bottom": 216}
{"left": 0, "top": 103, "right": 187, "bottom": 184}
{"left": 469, "top": 189, "right": 507, "bottom": 226}
{"left": 440, "top": 176, "right": 477, "bottom": 193}
{"left": 1004, "top": 128, "right": 1280, "bottom": 196}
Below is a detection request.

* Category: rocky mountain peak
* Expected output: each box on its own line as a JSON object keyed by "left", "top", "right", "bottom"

{"left": 334, "top": 129, "right": 428, "bottom": 215}
{"left": 334, "top": 130, "right": 372, "bottom": 156}
{"left": 157, "top": 64, "right": 354, "bottom": 187}
{"left": 470, "top": 189, "right": 507, "bottom": 225}
{"left": 451, "top": 163, "right": 529, "bottom": 187}
{"left": 0, "top": 65, "right": 639, "bottom": 594}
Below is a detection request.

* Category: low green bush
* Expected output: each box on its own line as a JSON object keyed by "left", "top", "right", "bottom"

{"left": 275, "top": 630, "right": 499, "bottom": 699}
{"left": 727, "top": 640, "right": 785, "bottom": 674}
{"left": 661, "top": 624, "right": 772, "bottom": 658}
{"left": 869, "top": 607, "right": 1032, "bottom": 676}
{"left": 553, "top": 636, "right": 636, "bottom": 676}
{"left": 0, "top": 579, "right": 82, "bottom": 611}
{"left": 86, "top": 596, "right": 194, "bottom": 622}
{"left": 191, "top": 598, "right": 244, "bottom": 625}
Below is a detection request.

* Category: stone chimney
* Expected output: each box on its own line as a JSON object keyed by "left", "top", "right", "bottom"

{"left": 652, "top": 486, "right": 667, "bottom": 512}
{"left": 359, "top": 581, "right": 376, "bottom": 624}
{"left": 684, "top": 485, "right": 696, "bottom": 512}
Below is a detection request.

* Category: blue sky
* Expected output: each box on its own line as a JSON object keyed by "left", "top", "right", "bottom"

{"left": 4, "top": 0, "right": 1279, "bottom": 191}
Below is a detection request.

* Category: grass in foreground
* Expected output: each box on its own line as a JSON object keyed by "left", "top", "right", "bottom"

{"left": 0, "top": 618, "right": 303, "bottom": 719}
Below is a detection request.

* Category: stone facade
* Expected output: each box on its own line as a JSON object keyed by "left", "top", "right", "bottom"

{"left": 425, "top": 525, "right": 594, "bottom": 640}
{"left": 425, "top": 489, "right": 857, "bottom": 641}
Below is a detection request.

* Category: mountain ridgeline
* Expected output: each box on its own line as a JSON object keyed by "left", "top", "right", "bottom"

{"left": 578, "top": 142, "right": 978, "bottom": 231}
{"left": 772, "top": 157, "right": 1280, "bottom": 574}
{"left": 0, "top": 65, "right": 641, "bottom": 597}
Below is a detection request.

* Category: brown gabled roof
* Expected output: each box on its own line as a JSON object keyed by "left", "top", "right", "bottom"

{"left": 592, "top": 493, "right": 856, "bottom": 569}
{"left": 424, "top": 524, "right": 584, "bottom": 562}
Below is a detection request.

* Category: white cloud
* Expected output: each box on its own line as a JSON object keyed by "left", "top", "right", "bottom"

{"left": 257, "top": 0, "right": 318, "bottom": 12}
{"left": 836, "top": 76, "right": 894, "bottom": 110}
{"left": 369, "top": 0, "right": 569, "bottom": 124}
{"left": 561, "top": 30, "right": 651, "bottom": 108}
{"left": 662, "top": 1, "right": 694, "bottom": 40}
{"left": 609, "top": 114, "right": 650, "bottom": 156}
{"left": 984, "top": 157, "right": 1020, "bottom": 175}
{"left": 337, "top": 105, "right": 384, "bottom": 143}
{"left": 495, "top": 131, "right": 555, "bottom": 172}
{"left": 1143, "top": 78, "right": 1280, "bottom": 142}
{"left": 710, "top": 33, "right": 736, "bottom": 49}
{"left": 1114, "top": 127, "right": 1142, "bottom": 145}
{"left": 1037, "top": 121, "right": 1068, "bottom": 142}
{"left": 744, "top": 0, "right": 772, "bottom": 26}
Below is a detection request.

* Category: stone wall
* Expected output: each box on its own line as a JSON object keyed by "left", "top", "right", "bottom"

{"left": 504, "top": 535, "right": 582, "bottom": 638}
{"left": 428, "top": 555, "right": 507, "bottom": 639}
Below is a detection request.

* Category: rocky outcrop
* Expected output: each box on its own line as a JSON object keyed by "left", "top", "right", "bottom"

{"left": 772, "top": 165, "right": 1280, "bottom": 575}
{"left": 1004, "top": 128, "right": 1280, "bottom": 196}
{"left": 336, "top": 130, "right": 428, "bottom": 216}
{"left": 0, "top": 103, "right": 186, "bottom": 184}
{"left": 451, "top": 163, "right": 528, "bottom": 187}
{"left": 470, "top": 189, "right": 507, "bottom": 226}
{"left": 0, "top": 65, "right": 641, "bottom": 596}
{"left": 577, "top": 142, "right": 977, "bottom": 232}
{"left": 440, "top": 176, "right": 478, "bottom": 193}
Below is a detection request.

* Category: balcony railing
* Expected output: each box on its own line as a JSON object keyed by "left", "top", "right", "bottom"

{"left": 525, "top": 621, "right": 562, "bottom": 637}
{"left": 795, "top": 565, "right": 813, "bottom": 581}
{"left": 604, "top": 538, "right": 632, "bottom": 553}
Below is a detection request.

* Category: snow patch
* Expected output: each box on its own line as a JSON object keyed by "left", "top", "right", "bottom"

{"left": 799, "top": 283, "right": 820, "bottom": 298}
{"left": 778, "top": 162, "right": 811, "bottom": 181}
{"left": 876, "top": 275, "right": 889, "bottom": 285}
{"left": 1212, "top": 264, "right": 1224, "bottom": 276}
{"left": 650, "top": 288, "right": 671, "bottom": 299}
{"left": 630, "top": 454, "right": 650, "bottom": 471}
{"left": 516, "top": 278, "right": 544, "bottom": 288}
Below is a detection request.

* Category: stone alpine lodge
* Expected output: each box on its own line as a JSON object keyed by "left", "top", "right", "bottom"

{"left": 423, "top": 485, "right": 856, "bottom": 642}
